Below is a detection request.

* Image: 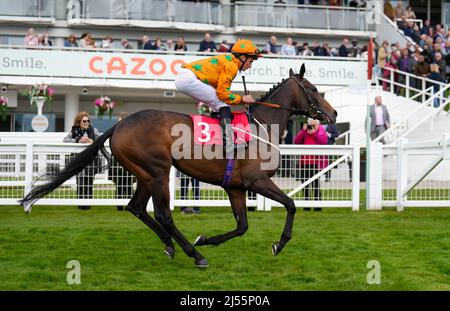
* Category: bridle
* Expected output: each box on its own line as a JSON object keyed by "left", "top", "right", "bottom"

{"left": 250, "top": 76, "right": 323, "bottom": 118}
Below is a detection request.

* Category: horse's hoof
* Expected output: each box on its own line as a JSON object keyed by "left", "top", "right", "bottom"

{"left": 164, "top": 246, "right": 175, "bottom": 259}
{"left": 272, "top": 241, "right": 281, "bottom": 256}
{"left": 194, "top": 235, "right": 206, "bottom": 246}
{"left": 195, "top": 258, "right": 209, "bottom": 268}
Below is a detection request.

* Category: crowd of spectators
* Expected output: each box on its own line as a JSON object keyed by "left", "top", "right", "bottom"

{"left": 377, "top": 1, "right": 450, "bottom": 93}
{"left": 25, "top": 27, "right": 370, "bottom": 60}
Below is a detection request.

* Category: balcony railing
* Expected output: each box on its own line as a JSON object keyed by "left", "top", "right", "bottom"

{"left": 73, "top": 0, "right": 222, "bottom": 25}
{"left": 0, "top": 0, "right": 55, "bottom": 18}
{"left": 234, "top": 2, "right": 375, "bottom": 32}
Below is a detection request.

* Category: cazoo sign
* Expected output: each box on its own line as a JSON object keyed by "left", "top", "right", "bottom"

{"left": 0, "top": 48, "right": 367, "bottom": 86}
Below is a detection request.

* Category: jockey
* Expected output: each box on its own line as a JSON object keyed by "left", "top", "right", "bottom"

{"left": 174, "top": 39, "right": 261, "bottom": 156}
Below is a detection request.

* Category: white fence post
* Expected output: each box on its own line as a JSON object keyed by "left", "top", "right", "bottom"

{"left": 367, "top": 142, "right": 383, "bottom": 210}
{"left": 352, "top": 144, "right": 360, "bottom": 211}
{"left": 264, "top": 197, "right": 273, "bottom": 211}
{"left": 396, "top": 138, "right": 408, "bottom": 212}
{"left": 256, "top": 193, "right": 265, "bottom": 211}
{"left": 169, "top": 166, "right": 175, "bottom": 211}
{"left": 24, "top": 143, "right": 34, "bottom": 199}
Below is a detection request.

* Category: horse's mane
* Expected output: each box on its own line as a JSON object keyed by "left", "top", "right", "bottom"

{"left": 257, "top": 77, "right": 290, "bottom": 102}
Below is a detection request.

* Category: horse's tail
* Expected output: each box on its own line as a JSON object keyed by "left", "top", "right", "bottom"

{"left": 19, "top": 124, "right": 117, "bottom": 213}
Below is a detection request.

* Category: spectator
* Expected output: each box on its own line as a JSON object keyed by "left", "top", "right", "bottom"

{"left": 434, "top": 52, "right": 446, "bottom": 81}
{"left": 411, "top": 24, "right": 421, "bottom": 45}
{"left": 394, "top": 0, "right": 405, "bottom": 19}
{"left": 120, "top": 38, "right": 133, "bottom": 49}
{"left": 382, "top": 55, "right": 398, "bottom": 91}
{"left": 396, "top": 14, "right": 406, "bottom": 30}
{"left": 174, "top": 35, "right": 188, "bottom": 51}
{"left": 64, "top": 34, "right": 78, "bottom": 47}
{"left": 281, "top": 37, "right": 296, "bottom": 56}
{"left": 428, "top": 63, "right": 445, "bottom": 107}
{"left": 349, "top": 39, "right": 361, "bottom": 58}
{"left": 322, "top": 42, "right": 332, "bottom": 56}
{"left": 414, "top": 53, "right": 431, "bottom": 78}
{"left": 396, "top": 48, "right": 415, "bottom": 93}
{"left": 312, "top": 41, "right": 325, "bottom": 56}
{"left": 299, "top": 42, "right": 314, "bottom": 56}
{"left": 264, "top": 35, "right": 279, "bottom": 54}
{"left": 435, "top": 24, "right": 445, "bottom": 42}
{"left": 24, "top": 28, "right": 38, "bottom": 46}
{"left": 101, "top": 36, "right": 113, "bottom": 48}
{"left": 323, "top": 123, "right": 340, "bottom": 182}
{"left": 420, "top": 19, "right": 431, "bottom": 36}
{"left": 377, "top": 40, "right": 389, "bottom": 77}
{"left": 79, "top": 33, "right": 91, "bottom": 48}
{"left": 142, "top": 35, "right": 153, "bottom": 50}
{"left": 405, "top": 5, "right": 416, "bottom": 19}
{"left": 294, "top": 118, "right": 328, "bottom": 211}
{"left": 198, "top": 32, "right": 217, "bottom": 52}
{"left": 63, "top": 112, "right": 102, "bottom": 210}
{"left": 108, "top": 112, "right": 135, "bottom": 211}
{"left": 403, "top": 20, "right": 414, "bottom": 38}
{"left": 338, "top": 38, "right": 349, "bottom": 57}
{"left": 166, "top": 39, "right": 174, "bottom": 51}
{"left": 217, "top": 40, "right": 230, "bottom": 52}
{"left": 384, "top": 0, "right": 395, "bottom": 21}
{"left": 39, "top": 32, "right": 53, "bottom": 47}
{"left": 368, "top": 96, "right": 391, "bottom": 144}
{"left": 153, "top": 37, "right": 167, "bottom": 51}
{"left": 179, "top": 174, "right": 201, "bottom": 214}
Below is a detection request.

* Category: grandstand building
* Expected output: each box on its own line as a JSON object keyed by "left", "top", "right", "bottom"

{"left": 0, "top": 0, "right": 381, "bottom": 136}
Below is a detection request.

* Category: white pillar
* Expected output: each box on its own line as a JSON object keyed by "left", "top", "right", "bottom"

{"left": 367, "top": 142, "right": 383, "bottom": 211}
{"left": 65, "top": 93, "right": 79, "bottom": 132}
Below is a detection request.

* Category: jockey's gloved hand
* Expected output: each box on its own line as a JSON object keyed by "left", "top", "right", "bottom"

{"left": 242, "top": 94, "right": 255, "bottom": 104}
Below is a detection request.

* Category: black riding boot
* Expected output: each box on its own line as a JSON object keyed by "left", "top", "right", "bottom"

{"left": 219, "top": 107, "right": 234, "bottom": 159}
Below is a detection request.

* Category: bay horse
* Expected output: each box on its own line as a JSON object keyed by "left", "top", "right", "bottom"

{"left": 20, "top": 64, "right": 337, "bottom": 267}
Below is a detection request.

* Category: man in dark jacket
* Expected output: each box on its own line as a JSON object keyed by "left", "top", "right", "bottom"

{"left": 198, "top": 32, "right": 217, "bottom": 52}
{"left": 338, "top": 38, "right": 349, "bottom": 57}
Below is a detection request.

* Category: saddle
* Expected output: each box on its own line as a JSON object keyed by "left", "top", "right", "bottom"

{"left": 190, "top": 111, "right": 252, "bottom": 146}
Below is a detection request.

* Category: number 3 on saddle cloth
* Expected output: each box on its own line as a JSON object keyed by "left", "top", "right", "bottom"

{"left": 191, "top": 111, "right": 252, "bottom": 146}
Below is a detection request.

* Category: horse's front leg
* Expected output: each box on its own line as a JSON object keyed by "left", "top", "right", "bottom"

{"left": 194, "top": 188, "right": 248, "bottom": 246}
{"left": 249, "top": 177, "right": 296, "bottom": 256}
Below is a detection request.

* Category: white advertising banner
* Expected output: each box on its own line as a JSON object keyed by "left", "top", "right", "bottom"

{"left": 0, "top": 49, "right": 367, "bottom": 86}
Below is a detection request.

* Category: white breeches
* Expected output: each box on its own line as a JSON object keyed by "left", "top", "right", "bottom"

{"left": 174, "top": 67, "right": 229, "bottom": 112}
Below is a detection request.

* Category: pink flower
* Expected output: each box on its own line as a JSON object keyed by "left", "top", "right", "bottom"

{"left": 108, "top": 101, "right": 115, "bottom": 110}
{"left": 94, "top": 98, "right": 103, "bottom": 106}
{"left": 0, "top": 96, "right": 7, "bottom": 106}
{"left": 47, "top": 88, "right": 54, "bottom": 96}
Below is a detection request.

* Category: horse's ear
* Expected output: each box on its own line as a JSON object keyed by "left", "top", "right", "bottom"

{"left": 299, "top": 64, "right": 306, "bottom": 79}
{"left": 289, "top": 68, "right": 294, "bottom": 77}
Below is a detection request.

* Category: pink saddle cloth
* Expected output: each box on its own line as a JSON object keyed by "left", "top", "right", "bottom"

{"left": 190, "top": 112, "right": 252, "bottom": 145}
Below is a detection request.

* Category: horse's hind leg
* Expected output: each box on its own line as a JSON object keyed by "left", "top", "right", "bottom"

{"left": 150, "top": 175, "right": 209, "bottom": 268}
{"left": 194, "top": 188, "right": 248, "bottom": 247}
{"left": 127, "top": 181, "right": 175, "bottom": 259}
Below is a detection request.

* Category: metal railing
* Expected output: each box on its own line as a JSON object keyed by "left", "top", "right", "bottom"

{"left": 68, "top": 0, "right": 223, "bottom": 25}
{"left": 336, "top": 86, "right": 434, "bottom": 146}
{"left": 375, "top": 135, "right": 450, "bottom": 210}
{"left": 234, "top": 1, "right": 373, "bottom": 31}
{"left": 0, "top": 0, "right": 55, "bottom": 18}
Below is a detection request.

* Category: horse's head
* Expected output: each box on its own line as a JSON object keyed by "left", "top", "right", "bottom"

{"left": 289, "top": 64, "right": 337, "bottom": 124}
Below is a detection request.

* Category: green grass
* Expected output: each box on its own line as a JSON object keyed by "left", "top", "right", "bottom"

{"left": 0, "top": 206, "right": 449, "bottom": 290}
